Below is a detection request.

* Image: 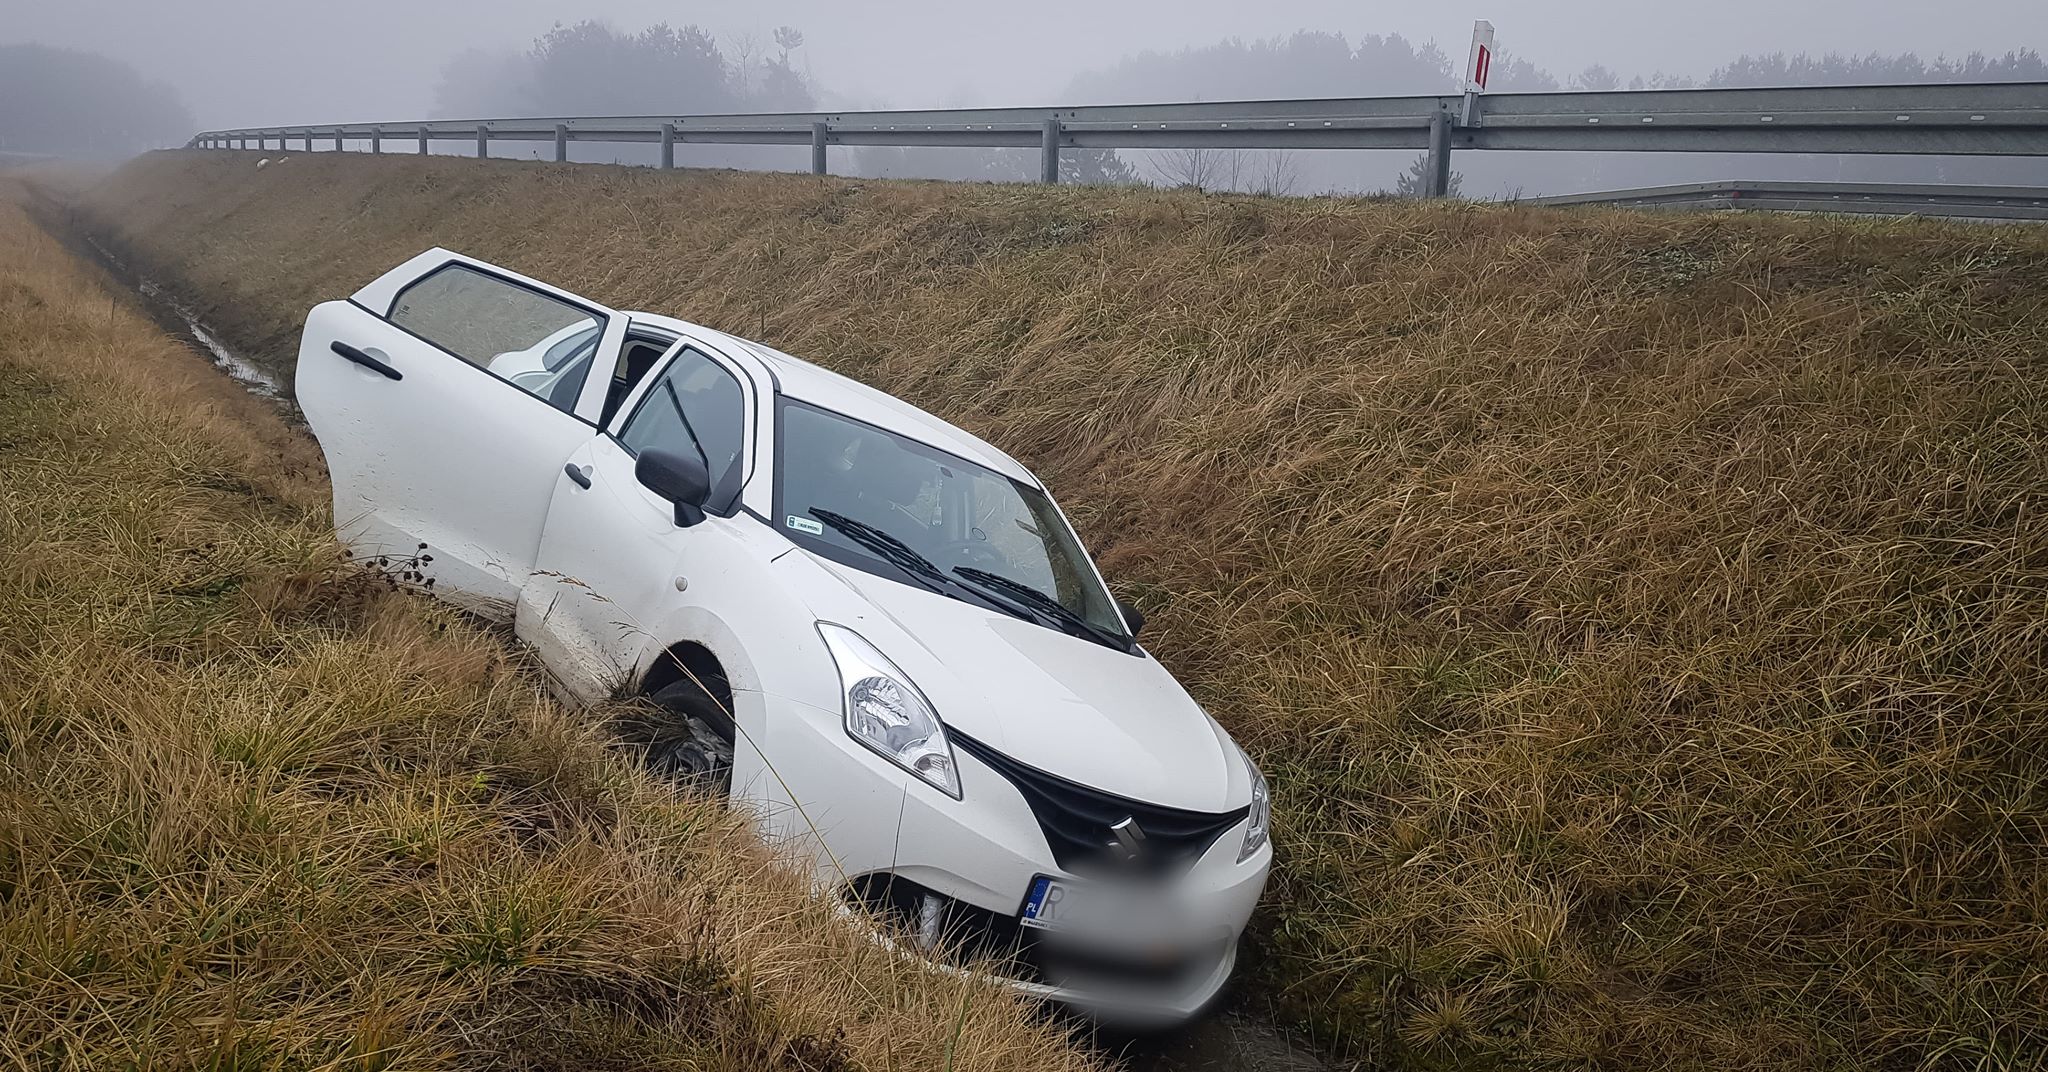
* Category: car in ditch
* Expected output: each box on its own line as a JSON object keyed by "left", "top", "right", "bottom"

{"left": 295, "top": 249, "right": 1272, "bottom": 1021}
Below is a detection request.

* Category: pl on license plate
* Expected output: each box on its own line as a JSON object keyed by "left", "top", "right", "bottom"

{"left": 1020, "top": 875, "right": 1088, "bottom": 931}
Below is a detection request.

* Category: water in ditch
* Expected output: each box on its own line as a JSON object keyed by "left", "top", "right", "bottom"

{"left": 84, "top": 236, "right": 289, "bottom": 404}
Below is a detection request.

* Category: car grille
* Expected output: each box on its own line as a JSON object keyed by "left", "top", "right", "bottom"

{"left": 952, "top": 731, "right": 1248, "bottom": 877}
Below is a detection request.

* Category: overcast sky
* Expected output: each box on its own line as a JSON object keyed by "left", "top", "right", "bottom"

{"left": 11, "top": 0, "right": 2048, "bottom": 129}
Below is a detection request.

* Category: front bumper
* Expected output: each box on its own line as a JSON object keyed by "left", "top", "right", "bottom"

{"left": 738, "top": 692, "right": 1272, "bottom": 1019}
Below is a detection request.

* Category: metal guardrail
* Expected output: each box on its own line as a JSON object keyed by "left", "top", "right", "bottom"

{"left": 1530, "top": 181, "right": 2048, "bottom": 221}
{"left": 190, "top": 81, "right": 2048, "bottom": 196}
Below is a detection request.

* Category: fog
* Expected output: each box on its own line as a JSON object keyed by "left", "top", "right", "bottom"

{"left": 7, "top": 0, "right": 2047, "bottom": 194}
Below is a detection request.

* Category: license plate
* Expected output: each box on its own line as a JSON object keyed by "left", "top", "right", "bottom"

{"left": 1019, "top": 875, "right": 1084, "bottom": 931}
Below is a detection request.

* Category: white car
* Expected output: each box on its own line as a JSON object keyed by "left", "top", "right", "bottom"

{"left": 296, "top": 249, "right": 1272, "bottom": 1021}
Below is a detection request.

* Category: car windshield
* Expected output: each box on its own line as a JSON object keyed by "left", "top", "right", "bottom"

{"left": 775, "top": 398, "right": 1129, "bottom": 646}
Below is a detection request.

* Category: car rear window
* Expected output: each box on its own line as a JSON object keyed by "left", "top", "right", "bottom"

{"left": 390, "top": 264, "right": 594, "bottom": 367}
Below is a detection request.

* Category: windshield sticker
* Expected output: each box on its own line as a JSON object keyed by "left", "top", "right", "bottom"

{"left": 786, "top": 514, "right": 825, "bottom": 536}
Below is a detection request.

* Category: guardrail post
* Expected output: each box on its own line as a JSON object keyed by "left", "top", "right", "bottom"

{"left": 1424, "top": 112, "right": 1453, "bottom": 198}
{"left": 810, "top": 122, "right": 828, "bottom": 175}
{"left": 303, "top": 131, "right": 314, "bottom": 152}
{"left": 333, "top": 129, "right": 344, "bottom": 152}
{"left": 1040, "top": 118, "right": 1061, "bottom": 184}
{"left": 554, "top": 124, "right": 568, "bottom": 163}
{"left": 418, "top": 126, "right": 428, "bottom": 155}
{"left": 370, "top": 127, "right": 382, "bottom": 154}
{"left": 476, "top": 124, "right": 488, "bottom": 159}
{"left": 661, "top": 123, "right": 675, "bottom": 169}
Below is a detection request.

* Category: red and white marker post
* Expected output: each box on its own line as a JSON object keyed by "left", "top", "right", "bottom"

{"left": 1463, "top": 20, "right": 1496, "bottom": 125}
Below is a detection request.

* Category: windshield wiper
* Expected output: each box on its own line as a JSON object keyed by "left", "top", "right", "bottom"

{"left": 807, "top": 508, "right": 952, "bottom": 589}
{"left": 807, "top": 509, "right": 1059, "bottom": 628}
{"left": 951, "top": 567, "right": 1130, "bottom": 651}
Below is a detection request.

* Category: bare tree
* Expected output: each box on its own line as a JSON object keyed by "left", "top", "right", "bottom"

{"left": 1217, "top": 151, "right": 1245, "bottom": 192}
{"left": 1141, "top": 147, "right": 1300, "bottom": 196}
{"left": 1244, "top": 150, "right": 1301, "bottom": 196}
{"left": 727, "top": 33, "right": 762, "bottom": 95}
{"left": 1144, "top": 147, "right": 1222, "bottom": 191}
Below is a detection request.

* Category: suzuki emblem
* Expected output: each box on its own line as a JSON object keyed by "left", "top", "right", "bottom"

{"left": 1108, "top": 816, "right": 1147, "bottom": 862}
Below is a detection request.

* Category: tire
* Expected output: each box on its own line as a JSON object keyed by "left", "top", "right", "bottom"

{"left": 642, "top": 676, "right": 736, "bottom": 795}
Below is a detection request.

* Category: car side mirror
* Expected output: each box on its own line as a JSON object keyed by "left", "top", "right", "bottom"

{"left": 634, "top": 448, "right": 711, "bottom": 527}
{"left": 1115, "top": 598, "right": 1146, "bottom": 637}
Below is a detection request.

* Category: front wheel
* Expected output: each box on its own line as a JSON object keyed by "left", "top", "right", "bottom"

{"left": 637, "top": 677, "right": 735, "bottom": 796}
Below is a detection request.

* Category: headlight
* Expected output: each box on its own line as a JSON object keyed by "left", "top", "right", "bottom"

{"left": 1238, "top": 750, "right": 1270, "bottom": 863}
{"left": 817, "top": 623, "right": 960, "bottom": 799}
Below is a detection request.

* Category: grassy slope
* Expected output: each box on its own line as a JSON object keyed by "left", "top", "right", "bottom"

{"left": 80, "top": 151, "right": 2048, "bottom": 1071}
{"left": 0, "top": 186, "right": 1097, "bottom": 1072}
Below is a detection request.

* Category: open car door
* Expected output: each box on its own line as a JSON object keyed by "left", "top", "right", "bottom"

{"left": 518, "top": 337, "right": 760, "bottom": 700}
{"left": 297, "top": 249, "right": 622, "bottom": 618}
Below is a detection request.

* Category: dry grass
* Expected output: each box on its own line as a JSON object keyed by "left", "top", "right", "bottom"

{"left": 0, "top": 187, "right": 1101, "bottom": 1072}
{"left": 75, "top": 151, "right": 2048, "bottom": 1071}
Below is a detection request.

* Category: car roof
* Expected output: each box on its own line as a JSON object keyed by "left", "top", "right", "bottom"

{"left": 625, "top": 312, "right": 1037, "bottom": 486}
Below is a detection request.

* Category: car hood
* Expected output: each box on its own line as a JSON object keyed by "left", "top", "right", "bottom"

{"left": 776, "top": 550, "right": 1245, "bottom": 813}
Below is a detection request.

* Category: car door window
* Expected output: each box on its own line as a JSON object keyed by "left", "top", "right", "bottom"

{"left": 601, "top": 336, "right": 674, "bottom": 428}
{"left": 617, "top": 347, "right": 747, "bottom": 499}
{"left": 388, "top": 264, "right": 603, "bottom": 415}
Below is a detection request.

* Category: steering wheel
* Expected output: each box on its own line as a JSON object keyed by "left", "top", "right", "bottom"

{"left": 931, "top": 538, "right": 1007, "bottom": 571}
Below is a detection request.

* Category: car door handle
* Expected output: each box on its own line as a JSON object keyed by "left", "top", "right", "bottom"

{"left": 331, "top": 340, "right": 403, "bottom": 381}
{"left": 564, "top": 463, "right": 592, "bottom": 489}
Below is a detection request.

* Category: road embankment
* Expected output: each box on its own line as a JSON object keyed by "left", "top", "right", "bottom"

{"left": 69, "top": 150, "right": 2048, "bottom": 1071}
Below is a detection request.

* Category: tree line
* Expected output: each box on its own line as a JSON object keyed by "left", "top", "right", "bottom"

{"left": 0, "top": 44, "right": 192, "bottom": 158}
